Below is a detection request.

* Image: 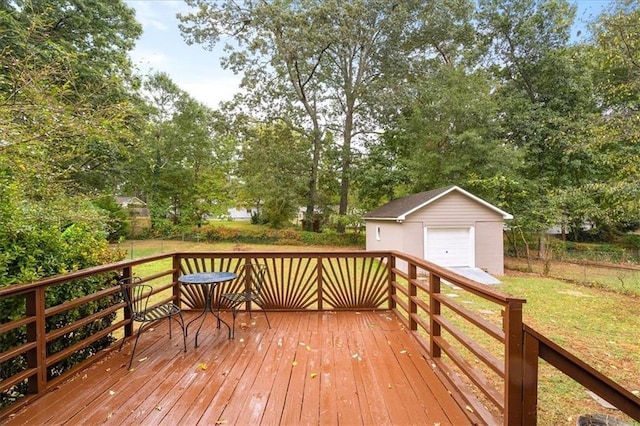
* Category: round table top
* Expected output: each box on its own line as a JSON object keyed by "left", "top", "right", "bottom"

{"left": 178, "top": 271, "right": 237, "bottom": 284}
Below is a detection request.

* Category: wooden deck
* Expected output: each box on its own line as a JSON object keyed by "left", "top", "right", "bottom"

{"left": 5, "top": 311, "right": 470, "bottom": 425}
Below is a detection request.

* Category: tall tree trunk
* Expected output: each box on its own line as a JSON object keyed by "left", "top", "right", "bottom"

{"left": 338, "top": 107, "right": 354, "bottom": 234}
{"left": 305, "top": 127, "right": 322, "bottom": 232}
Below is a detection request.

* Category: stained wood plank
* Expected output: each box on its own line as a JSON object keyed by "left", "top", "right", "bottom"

{"left": 4, "top": 311, "right": 471, "bottom": 426}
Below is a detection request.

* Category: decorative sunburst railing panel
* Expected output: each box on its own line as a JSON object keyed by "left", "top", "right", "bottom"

{"left": 175, "top": 252, "right": 391, "bottom": 311}
{"left": 321, "top": 255, "right": 389, "bottom": 309}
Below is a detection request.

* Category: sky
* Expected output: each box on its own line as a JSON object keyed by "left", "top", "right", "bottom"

{"left": 125, "top": 0, "right": 613, "bottom": 110}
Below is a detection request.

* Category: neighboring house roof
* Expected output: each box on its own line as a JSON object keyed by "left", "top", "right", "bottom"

{"left": 115, "top": 196, "right": 147, "bottom": 207}
{"left": 363, "top": 185, "right": 513, "bottom": 221}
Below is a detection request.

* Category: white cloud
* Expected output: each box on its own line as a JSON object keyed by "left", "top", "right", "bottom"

{"left": 126, "top": 1, "right": 241, "bottom": 110}
{"left": 179, "top": 77, "right": 242, "bottom": 108}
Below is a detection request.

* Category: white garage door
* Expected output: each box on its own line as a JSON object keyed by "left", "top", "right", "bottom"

{"left": 424, "top": 227, "right": 473, "bottom": 267}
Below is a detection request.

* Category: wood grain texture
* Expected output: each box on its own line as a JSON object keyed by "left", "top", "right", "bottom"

{"left": 6, "top": 311, "right": 470, "bottom": 426}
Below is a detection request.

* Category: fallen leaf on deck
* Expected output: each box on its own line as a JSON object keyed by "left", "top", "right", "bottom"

{"left": 137, "top": 357, "right": 148, "bottom": 362}
{"left": 109, "top": 390, "right": 115, "bottom": 396}
{"left": 155, "top": 406, "right": 162, "bottom": 411}
{"left": 198, "top": 363, "right": 207, "bottom": 371}
{"left": 306, "top": 345, "right": 311, "bottom": 351}
{"left": 387, "top": 383, "right": 392, "bottom": 389}
{"left": 310, "top": 373, "right": 318, "bottom": 378}
{"left": 82, "top": 374, "right": 88, "bottom": 379}
{"left": 239, "top": 338, "right": 244, "bottom": 343}
{"left": 465, "top": 405, "right": 474, "bottom": 413}
{"left": 105, "top": 368, "right": 111, "bottom": 372}
{"left": 400, "top": 350, "right": 407, "bottom": 354}
{"left": 292, "top": 361, "right": 298, "bottom": 366}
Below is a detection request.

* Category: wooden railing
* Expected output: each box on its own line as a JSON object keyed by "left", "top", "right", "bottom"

{"left": 390, "top": 251, "right": 526, "bottom": 425}
{"left": 522, "top": 326, "right": 640, "bottom": 424}
{"left": 1, "top": 251, "right": 638, "bottom": 424}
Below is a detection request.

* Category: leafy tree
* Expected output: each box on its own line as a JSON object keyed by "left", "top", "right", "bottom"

{"left": 236, "top": 123, "right": 309, "bottom": 228}
{"left": 477, "top": 0, "right": 602, "bottom": 240}
{"left": 0, "top": 0, "right": 143, "bottom": 197}
{"left": 92, "top": 195, "right": 130, "bottom": 242}
{"left": 126, "top": 72, "right": 234, "bottom": 226}
{"left": 364, "top": 64, "right": 519, "bottom": 206}
{"left": 179, "top": 0, "right": 476, "bottom": 231}
{"left": 578, "top": 0, "right": 640, "bottom": 237}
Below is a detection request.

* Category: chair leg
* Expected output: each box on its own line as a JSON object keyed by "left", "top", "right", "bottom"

{"left": 176, "top": 313, "right": 187, "bottom": 352}
{"left": 127, "top": 323, "right": 150, "bottom": 370}
{"left": 263, "top": 310, "right": 271, "bottom": 329}
{"left": 255, "top": 300, "right": 271, "bottom": 329}
{"left": 230, "top": 307, "right": 238, "bottom": 339}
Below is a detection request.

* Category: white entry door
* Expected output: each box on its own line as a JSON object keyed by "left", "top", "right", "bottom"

{"left": 424, "top": 227, "right": 474, "bottom": 267}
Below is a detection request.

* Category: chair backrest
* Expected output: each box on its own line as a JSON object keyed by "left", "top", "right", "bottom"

{"left": 118, "top": 276, "right": 152, "bottom": 317}
{"left": 244, "top": 263, "right": 267, "bottom": 295}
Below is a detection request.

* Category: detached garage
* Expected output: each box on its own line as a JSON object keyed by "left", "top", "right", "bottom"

{"left": 364, "top": 185, "right": 513, "bottom": 276}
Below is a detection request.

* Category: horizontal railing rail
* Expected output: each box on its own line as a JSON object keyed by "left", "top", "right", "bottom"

{"left": 0, "top": 250, "right": 638, "bottom": 425}
{"left": 389, "top": 251, "right": 525, "bottom": 425}
{"left": 0, "top": 253, "right": 177, "bottom": 415}
{"left": 523, "top": 325, "right": 640, "bottom": 423}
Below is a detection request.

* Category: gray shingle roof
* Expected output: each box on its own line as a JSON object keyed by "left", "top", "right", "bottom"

{"left": 363, "top": 185, "right": 512, "bottom": 220}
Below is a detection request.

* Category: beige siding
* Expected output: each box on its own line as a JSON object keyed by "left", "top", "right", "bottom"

{"left": 406, "top": 191, "right": 502, "bottom": 225}
{"left": 402, "top": 222, "right": 423, "bottom": 256}
{"left": 475, "top": 222, "right": 505, "bottom": 275}
{"left": 366, "top": 221, "right": 404, "bottom": 251}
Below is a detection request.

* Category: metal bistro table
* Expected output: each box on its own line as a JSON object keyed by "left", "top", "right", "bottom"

{"left": 178, "top": 271, "right": 236, "bottom": 347}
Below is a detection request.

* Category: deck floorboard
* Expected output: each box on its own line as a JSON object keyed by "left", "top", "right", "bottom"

{"left": 5, "top": 311, "right": 471, "bottom": 425}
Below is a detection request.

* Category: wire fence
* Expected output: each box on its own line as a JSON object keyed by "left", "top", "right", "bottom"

{"left": 504, "top": 256, "right": 640, "bottom": 296}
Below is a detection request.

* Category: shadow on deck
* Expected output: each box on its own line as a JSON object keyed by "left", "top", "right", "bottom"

{"left": 5, "top": 311, "right": 471, "bottom": 425}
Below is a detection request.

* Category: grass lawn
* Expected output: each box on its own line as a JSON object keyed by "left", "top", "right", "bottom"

{"left": 498, "top": 272, "right": 639, "bottom": 426}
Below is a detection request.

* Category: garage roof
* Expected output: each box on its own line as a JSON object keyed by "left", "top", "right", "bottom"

{"left": 363, "top": 185, "right": 513, "bottom": 221}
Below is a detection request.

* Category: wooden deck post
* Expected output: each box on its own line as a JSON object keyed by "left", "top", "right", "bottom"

{"left": 388, "top": 254, "right": 396, "bottom": 310}
{"left": 25, "top": 287, "right": 47, "bottom": 394}
{"left": 429, "top": 273, "right": 441, "bottom": 358}
{"left": 172, "top": 255, "right": 181, "bottom": 306}
{"left": 522, "top": 329, "right": 540, "bottom": 425}
{"left": 504, "top": 299, "right": 525, "bottom": 425}
{"left": 317, "top": 256, "right": 324, "bottom": 311}
{"left": 122, "top": 266, "right": 134, "bottom": 339}
{"left": 408, "top": 262, "right": 417, "bottom": 331}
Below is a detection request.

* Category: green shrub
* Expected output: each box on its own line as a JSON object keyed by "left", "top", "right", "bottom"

{"left": 187, "top": 224, "right": 364, "bottom": 247}
{"left": 0, "top": 180, "right": 124, "bottom": 409}
{"left": 92, "top": 196, "right": 130, "bottom": 242}
{"left": 620, "top": 234, "right": 640, "bottom": 250}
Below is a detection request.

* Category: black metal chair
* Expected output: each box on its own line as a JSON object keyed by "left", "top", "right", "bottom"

{"left": 119, "top": 276, "right": 186, "bottom": 369}
{"left": 220, "top": 263, "right": 271, "bottom": 338}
